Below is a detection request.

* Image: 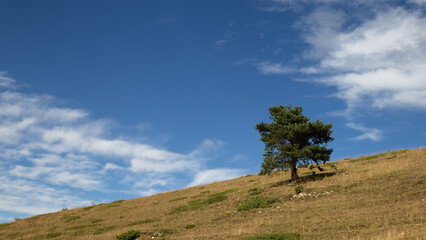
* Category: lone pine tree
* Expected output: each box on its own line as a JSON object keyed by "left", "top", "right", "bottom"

{"left": 255, "top": 105, "right": 334, "bottom": 180}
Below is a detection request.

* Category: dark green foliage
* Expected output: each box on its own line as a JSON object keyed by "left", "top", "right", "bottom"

{"left": 81, "top": 206, "right": 95, "bottom": 211}
{"left": 168, "top": 189, "right": 235, "bottom": 214}
{"left": 256, "top": 105, "right": 333, "bottom": 180}
{"left": 244, "top": 233, "right": 300, "bottom": 240}
{"left": 93, "top": 226, "right": 116, "bottom": 235}
{"left": 209, "top": 188, "right": 237, "bottom": 197}
{"left": 294, "top": 185, "right": 304, "bottom": 194}
{"left": 90, "top": 218, "right": 104, "bottom": 223}
{"left": 35, "top": 233, "right": 61, "bottom": 239}
{"left": 184, "top": 224, "right": 195, "bottom": 229}
{"left": 237, "top": 196, "right": 278, "bottom": 211}
{"left": 205, "top": 195, "right": 228, "bottom": 204}
{"left": 63, "top": 215, "right": 80, "bottom": 223}
{"left": 248, "top": 188, "right": 262, "bottom": 195}
{"left": 116, "top": 230, "right": 141, "bottom": 240}
{"left": 169, "top": 197, "right": 187, "bottom": 202}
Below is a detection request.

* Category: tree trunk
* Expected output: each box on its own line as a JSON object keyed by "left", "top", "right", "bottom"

{"left": 291, "top": 165, "right": 299, "bottom": 180}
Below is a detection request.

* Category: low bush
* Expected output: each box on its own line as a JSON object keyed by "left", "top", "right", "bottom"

{"left": 205, "top": 195, "right": 228, "bottom": 204}
{"left": 184, "top": 224, "right": 195, "bottom": 229}
{"left": 116, "top": 230, "right": 140, "bottom": 240}
{"left": 294, "top": 185, "right": 304, "bottom": 194}
{"left": 244, "top": 233, "right": 300, "bottom": 240}
{"left": 237, "top": 196, "right": 278, "bottom": 211}
{"left": 248, "top": 188, "right": 262, "bottom": 195}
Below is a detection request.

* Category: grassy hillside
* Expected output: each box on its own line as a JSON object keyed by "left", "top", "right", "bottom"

{"left": 0, "top": 148, "right": 424, "bottom": 240}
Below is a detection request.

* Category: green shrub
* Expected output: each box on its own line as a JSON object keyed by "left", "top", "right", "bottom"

{"left": 168, "top": 191, "right": 231, "bottom": 214}
{"left": 184, "top": 224, "right": 195, "bottom": 229}
{"left": 248, "top": 188, "right": 262, "bottom": 195}
{"left": 205, "top": 195, "right": 228, "bottom": 204}
{"left": 34, "top": 233, "right": 62, "bottom": 239}
{"left": 90, "top": 218, "right": 104, "bottom": 223}
{"left": 63, "top": 215, "right": 80, "bottom": 223}
{"left": 244, "top": 233, "right": 300, "bottom": 240}
{"left": 294, "top": 185, "right": 304, "bottom": 194}
{"left": 116, "top": 230, "right": 140, "bottom": 240}
{"left": 237, "top": 196, "right": 278, "bottom": 211}
{"left": 208, "top": 188, "right": 237, "bottom": 197}
{"left": 169, "top": 197, "right": 187, "bottom": 202}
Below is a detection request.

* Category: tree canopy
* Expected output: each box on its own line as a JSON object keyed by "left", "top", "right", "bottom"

{"left": 255, "top": 105, "right": 334, "bottom": 180}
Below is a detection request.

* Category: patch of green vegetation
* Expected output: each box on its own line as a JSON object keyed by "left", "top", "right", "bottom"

{"left": 390, "top": 149, "right": 409, "bottom": 154}
{"left": 237, "top": 196, "right": 278, "bottom": 211}
{"left": 0, "top": 222, "right": 14, "bottom": 230}
{"left": 248, "top": 188, "right": 262, "bottom": 195}
{"left": 200, "top": 190, "right": 210, "bottom": 194}
{"left": 81, "top": 206, "right": 95, "bottom": 211}
{"left": 244, "top": 233, "right": 300, "bottom": 240}
{"left": 168, "top": 189, "right": 236, "bottom": 214}
{"left": 245, "top": 174, "right": 253, "bottom": 177}
{"left": 248, "top": 179, "right": 256, "bottom": 182}
{"left": 111, "top": 200, "right": 124, "bottom": 204}
{"left": 198, "top": 186, "right": 205, "bottom": 189}
{"left": 159, "top": 229, "right": 173, "bottom": 234}
{"left": 153, "top": 201, "right": 160, "bottom": 205}
{"left": 63, "top": 214, "right": 81, "bottom": 223}
{"left": 96, "top": 203, "right": 120, "bottom": 210}
{"left": 350, "top": 153, "right": 385, "bottom": 162}
{"left": 294, "top": 185, "right": 304, "bottom": 194}
{"left": 93, "top": 226, "right": 116, "bottom": 235}
{"left": 169, "top": 197, "right": 187, "bottom": 202}
{"left": 116, "top": 230, "right": 141, "bottom": 240}
{"left": 208, "top": 188, "right": 237, "bottom": 197}
{"left": 168, "top": 199, "right": 208, "bottom": 215}
{"left": 184, "top": 224, "right": 195, "bottom": 229}
{"left": 205, "top": 195, "right": 228, "bottom": 204}
{"left": 34, "top": 232, "right": 62, "bottom": 239}
{"left": 126, "top": 218, "right": 160, "bottom": 226}
{"left": 90, "top": 218, "right": 104, "bottom": 223}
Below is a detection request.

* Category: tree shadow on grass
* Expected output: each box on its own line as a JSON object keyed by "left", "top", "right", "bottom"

{"left": 270, "top": 172, "right": 337, "bottom": 187}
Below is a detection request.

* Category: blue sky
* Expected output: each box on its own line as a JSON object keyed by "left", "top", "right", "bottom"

{"left": 0, "top": 0, "right": 425, "bottom": 223}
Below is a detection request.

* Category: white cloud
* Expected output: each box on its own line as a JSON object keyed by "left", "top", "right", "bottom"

{"left": 256, "top": 62, "right": 297, "bottom": 75}
{"left": 0, "top": 175, "right": 92, "bottom": 216}
{"left": 258, "top": 7, "right": 426, "bottom": 115}
{"left": 346, "top": 122, "right": 383, "bottom": 141}
{"left": 315, "top": 8, "right": 426, "bottom": 113}
{"left": 187, "top": 168, "right": 246, "bottom": 187}
{"left": 0, "top": 72, "right": 15, "bottom": 88}
{"left": 0, "top": 73, "right": 241, "bottom": 221}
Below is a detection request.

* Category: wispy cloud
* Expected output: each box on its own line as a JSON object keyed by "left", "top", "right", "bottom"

{"left": 187, "top": 168, "right": 247, "bottom": 187}
{"left": 213, "top": 22, "right": 235, "bottom": 51}
{"left": 0, "top": 73, "right": 245, "bottom": 220}
{"left": 256, "top": 62, "right": 297, "bottom": 75}
{"left": 262, "top": 5, "right": 426, "bottom": 114}
{"left": 346, "top": 122, "right": 383, "bottom": 141}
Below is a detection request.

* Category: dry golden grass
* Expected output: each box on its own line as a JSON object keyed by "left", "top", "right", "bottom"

{"left": 0, "top": 148, "right": 424, "bottom": 240}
